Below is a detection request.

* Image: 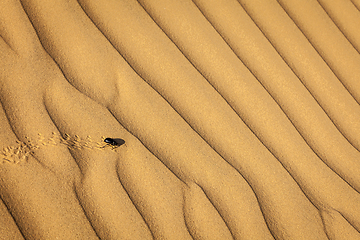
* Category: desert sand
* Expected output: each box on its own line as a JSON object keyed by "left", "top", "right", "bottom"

{"left": 0, "top": 0, "right": 360, "bottom": 239}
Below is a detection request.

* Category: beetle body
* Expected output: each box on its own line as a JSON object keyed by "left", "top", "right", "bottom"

{"left": 104, "top": 138, "right": 118, "bottom": 146}
{"left": 103, "top": 138, "right": 125, "bottom": 149}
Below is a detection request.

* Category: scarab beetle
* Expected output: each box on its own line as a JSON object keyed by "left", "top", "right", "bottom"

{"left": 103, "top": 138, "right": 125, "bottom": 149}
{"left": 104, "top": 138, "right": 118, "bottom": 146}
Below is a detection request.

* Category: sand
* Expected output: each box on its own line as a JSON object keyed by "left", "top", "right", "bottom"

{"left": 0, "top": 0, "right": 359, "bottom": 239}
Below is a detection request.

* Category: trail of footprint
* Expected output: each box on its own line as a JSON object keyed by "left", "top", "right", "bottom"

{"left": 0, "top": 141, "right": 32, "bottom": 164}
{"left": 1, "top": 133, "right": 116, "bottom": 164}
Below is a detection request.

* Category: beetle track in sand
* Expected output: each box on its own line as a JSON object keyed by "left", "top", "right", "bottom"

{"left": 1, "top": 133, "right": 113, "bottom": 164}
{"left": 0, "top": 142, "right": 32, "bottom": 164}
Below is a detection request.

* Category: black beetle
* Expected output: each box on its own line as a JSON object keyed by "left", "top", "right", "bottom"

{"left": 103, "top": 138, "right": 125, "bottom": 148}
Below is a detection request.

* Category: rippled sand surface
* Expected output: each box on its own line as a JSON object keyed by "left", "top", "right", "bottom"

{"left": 1, "top": 0, "right": 360, "bottom": 239}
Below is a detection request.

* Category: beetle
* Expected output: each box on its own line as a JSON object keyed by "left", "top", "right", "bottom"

{"left": 103, "top": 138, "right": 125, "bottom": 149}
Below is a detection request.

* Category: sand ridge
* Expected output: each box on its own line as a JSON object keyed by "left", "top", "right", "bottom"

{"left": 1, "top": 0, "right": 360, "bottom": 239}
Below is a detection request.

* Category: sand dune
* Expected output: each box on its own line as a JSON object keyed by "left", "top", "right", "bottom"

{"left": 0, "top": 0, "right": 360, "bottom": 239}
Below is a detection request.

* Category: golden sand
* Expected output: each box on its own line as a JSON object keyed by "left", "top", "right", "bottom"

{"left": 1, "top": 0, "right": 360, "bottom": 239}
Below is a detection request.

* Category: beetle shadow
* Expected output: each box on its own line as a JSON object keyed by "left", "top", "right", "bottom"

{"left": 113, "top": 138, "right": 126, "bottom": 146}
